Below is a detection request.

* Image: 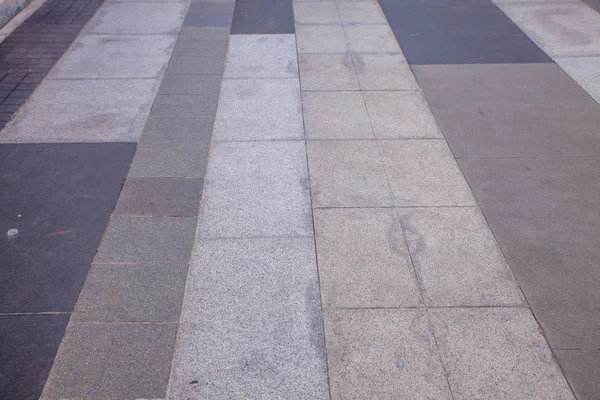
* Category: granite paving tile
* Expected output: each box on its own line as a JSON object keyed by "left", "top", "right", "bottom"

{"left": 166, "top": 55, "right": 225, "bottom": 74}
{"left": 299, "top": 53, "right": 359, "bottom": 90}
{"left": 151, "top": 94, "right": 218, "bottom": 118}
{"left": 337, "top": 2, "right": 387, "bottom": 25}
{"left": 556, "top": 56, "right": 600, "bottom": 104}
{"left": 158, "top": 74, "right": 221, "bottom": 95}
{"left": 139, "top": 118, "right": 215, "bottom": 145}
{"left": 224, "top": 34, "right": 298, "bottom": 78}
{"left": 555, "top": 350, "right": 600, "bottom": 400}
{"left": 172, "top": 39, "right": 228, "bottom": 57}
{"left": 129, "top": 142, "right": 210, "bottom": 177}
{"left": 184, "top": 12, "right": 232, "bottom": 27}
{"left": 343, "top": 24, "right": 401, "bottom": 53}
{"left": 178, "top": 26, "right": 231, "bottom": 41}
{"left": 293, "top": 2, "right": 341, "bottom": 24}
{"left": 231, "top": 0, "right": 294, "bottom": 34}
{"left": 352, "top": 53, "right": 419, "bottom": 90}
{"left": 85, "top": 2, "right": 188, "bottom": 34}
{"left": 296, "top": 24, "right": 347, "bottom": 53}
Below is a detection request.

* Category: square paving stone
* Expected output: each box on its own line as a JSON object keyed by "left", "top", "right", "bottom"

{"left": 414, "top": 64, "right": 600, "bottom": 157}
{"left": 299, "top": 53, "right": 359, "bottom": 90}
{"left": 73, "top": 263, "right": 188, "bottom": 322}
{"left": 151, "top": 94, "right": 218, "bottom": 118}
{"left": 363, "top": 91, "right": 443, "bottom": 139}
{"left": 198, "top": 141, "right": 313, "bottom": 238}
{"left": 48, "top": 34, "right": 176, "bottom": 79}
{"left": 398, "top": 207, "right": 524, "bottom": 307}
{"left": 173, "top": 39, "right": 228, "bottom": 57}
{"left": 114, "top": 177, "right": 204, "bottom": 216}
{"left": 231, "top": 0, "right": 294, "bottom": 34}
{"left": 41, "top": 323, "right": 177, "bottom": 399}
{"left": 555, "top": 350, "right": 600, "bottom": 400}
{"left": 129, "top": 142, "right": 210, "bottom": 177}
{"left": 343, "top": 24, "right": 401, "bottom": 53}
{"left": 158, "top": 74, "right": 221, "bottom": 95}
{"left": 85, "top": 2, "right": 188, "bottom": 34}
{"left": 429, "top": 308, "right": 573, "bottom": 399}
{"left": 0, "top": 79, "right": 159, "bottom": 143}
{"left": 0, "top": 315, "right": 69, "bottom": 400}
{"left": 556, "top": 56, "right": 600, "bottom": 104}
{"left": 314, "top": 208, "right": 421, "bottom": 308}
{"left": 214, "top": 78, "right": 303, "bottom": 140}
{"left": 224, "top": 34, "right": 298, "bottom": 78}
{"left": 94, "top": 216, "right": 196, "bottom": 263}
{"left": 378, "top": 140, "right": 475, "bottom": 206}
{"left": 139, "top": 118, "right": 214, "bottom": 146}
{"left": 169, "top": 237, "right": 328, "bottom": 398}
{"left": 184, "top": 12, "right": 232, "bottom": 26}
{"left": 458, "top": 157, "right": 600, "bottom": 349}
{"left": 352, "top": 53, "right": 419, "bottom": 90}
{"left": 307, "top": 140, "right": 393, "bottom": 207}
{"left": 498, "top": 2, "right": 600, "bottom": 57}
{"left": 337, "top": 2, "right": 387, "bottom": 25}
{"left": 293, "top": 2, "right": 341, "bottom": 24}
{"left": 324, "top": 309, "right": 452, "bottom": 399}
{"left": 302, "top": 91, "right": 373, "bottom": 139}
{"left": 296, "top": 24, "right": 347, "bottom": 53}
{"left": 166, "top": 55, "right": 225, "bottom": 74}
{"left": 179, "top": 26, "right": 231, "bottom": 40}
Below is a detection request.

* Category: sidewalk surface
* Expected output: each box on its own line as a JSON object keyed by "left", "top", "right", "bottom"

{"left": 0, "top": 0, "right": 600, "bottom": 398}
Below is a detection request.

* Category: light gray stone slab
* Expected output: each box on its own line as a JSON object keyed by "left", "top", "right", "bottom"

{"left": 224, "top": 34, "right": 298, "bottom": 78}
{"left": 151, "top": 94, "right": 218, "bottom": 118}
{"left": 214, "top": 78, "right": 303, "bottom": 141}
{"left": 378, "top": 140, "right": 476, "bottom": 206}
{"left": 498, "top": 2, "right": 600, "bottom": 57}
{"left": 293, "top": 2, "right": 341, "bottom": 24}
{"left": 362, "top": 91, "right": 443, "bottom": 139}
{"left": 41, "top": 323, "right": 177, "bottom": 399}
{"left": 343, "top": 24, "right": 401, "bottom": 53}
{"left": 399, "top": 207, "right": 525, "bottom": 307}
{"left": 307, "top": 140, "right": 393, "bottom": 207}
{"left": 430, "top": 308, "right": 574, "bottom": 399}
{"left": 129, "top": 142, "right": 209, "bottom": 177}
{"left": 198, "top": 141, "right": 313, "bottom": 238}
{"left": 303, "top": 91, "right": 373, "bottom": 139}
{"left": 337, "top": 2, "right": 387, "bottom": 25}
{"left": 169, "top": 237, "right": 329, "bottom": 399}
{"left": 48, "top": 34, "right": 176, "bottom": 79}
{"left": 324, "top": 309, "right": 452, "bottom": 399}
{"left": 296, "top": 24, "right": 347, "bottom": 53}
{"left": 73, "top": 263, "right": 188, "bottom": 322}
{"left": 94, "top": 216, "right": 196, "bottom": 263}
{"left": 314, "top": 208, "right": 421, "bottom": 308}
{"left": 556, "top": 56, "right": 600, "bottom": 104}
{"left": 85, "top": 1, "right": 188, "bottom": 34}
{"left": 0, "top": 79, "right": 158, "bottom": 143}
{"left": 299, "top": 53, "right": 359, "bottom": 90}
{"left": 352, "top": 53, "right": 419, "bottom": 90}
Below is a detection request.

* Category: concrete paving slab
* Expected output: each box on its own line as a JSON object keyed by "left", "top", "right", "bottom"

{"left": 85, "top": 1, "right": 188, "bottom": 34}
{"left": 139, "top": 118, "right": 214, "bottom": 145}
{"left": 293, "top": 2, "right": 340, "bottom": 24}
{"left": 498, "top": 2, "right": 600, "bottom": 57}
{"left": 363, "top": 91, "right": 442, "bottom": 139}
{"left": 378, "top": 140, "right": 475, "bottom": 206}
{"left": 173, "top": 39, "right": 228, "bottom": 57}
{"left": 344, "top": 24, "right": 401, "bottom": 53}
{"left": 314, "top": 208, "right": 421, "bottom": 308}
{"left": 0, "top": 79, "right": 158, "bottom": 143}
{"left": 307, "top": 140, "right": 393, "bottom": 208}
{"left": 399, "top": 207, "right": 524, "bottom": 307}
{"left": 459, "top": 157, "right": 600, "bottom": 349}
{"left": 169, "top": 237, "right": 328, "bottom": 398}
{"left": 151, "top": 94, "right": 218, "bottom": 118}
{"left": 166, "top": 55, "right": 225, "bottom": 74}
{"left": 302, "top": 91, "right": 373, "bottom": 139}
{"left": 129, "top": 142, "right": 210, "bottom": 177}
{"left": 158, "top": 74, "right": 221, "bottom": 95}
{"left": 352, "top": 53, "right": 419, "bottom": 90}
{"left": 72, "top": 263, "right": 188, "bottom": 322}
{"left": 324, "top": 309, "right": 452, "bottom": 399}
{"left": 299, "top": 53, "right": 359, "bottom": 90}
{"left": 556, "top": 56, "right": 600, "bottom": 104}
{"left": 214, "top": 78, "right": 303, "bottom": 141}
{"left": 337, "top": 2, "right": 387, "bottom": 25}
{"left": 94, "top": 216, "right": 196, "bottom": 263}
{"left": 224, "top": 34, "right": 298, "bottom": 78}
{"left": 198, "top": 141, "right": 313, "bottom": 238}
{"left": 430, "top": 308, "right": 574, "bottom": 399}
{"left": 555, "top": 350, "right": 600, "bottom": 400}
{"left": 414, "top": 63, "right": 600, "bottom": 157}
{"left": 41, "top": 323, "right": 177, "bottom": 399}
{"left": 48, "top": 34, "right": 176, "bottom": 79}
{"left": 296, "top": 24, "right": 347, "bottom": 53}
{"left": 114, "top": 177, "right": 203, "bottom": 216}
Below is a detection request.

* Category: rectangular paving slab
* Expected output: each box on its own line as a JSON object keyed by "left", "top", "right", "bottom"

{"left": 231, "top": 0, "right": 294, "bottom": 34}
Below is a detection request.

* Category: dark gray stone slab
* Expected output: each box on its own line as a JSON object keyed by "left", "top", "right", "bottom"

{"left": 232, "top": 0, "right": 294, "bottom": 34}
{"left": 555, "top": 350, "right": 600, "bottom": 400}
{"left": 188, "top": 2, "right": 235, "bottom": 13}
{"left": 166, "top": 56, "right": 225, "bottom": 74}
{"left": 184, "top": 13, "right": 232, "bottom": 27}
{"left": 129, "top": 142, "right": 210, "bottom": 177}
{"left": 172, "top": 39, "right": 228, "bottom": 57}
{"left": 139, "top": 118, "right": 214, "bottom": 146}
{"left": 379, "top": 0, "right": 551, "bottom": 64}
{"left": 159, "top": 74, "right": 221, "bottom": 95}
{"left": 583, "top": 0, "right": 600, "bottom": 12}
{"left": 414, "top": 64, "right": 600, "bottom": 157}
{"left": 114, "top": 177, "right": 203, "bottom": 216}
{"left": 179, "top": 26, "right": 231, "bottom": 41}
{"left": 459, "top": 157, "right": 600, "bottom": 349}
{"left": 41, "top": 323, "right": 177, "bottom": 399}
{"left": 151, "top": 94, "right": 219, "bottom": 118}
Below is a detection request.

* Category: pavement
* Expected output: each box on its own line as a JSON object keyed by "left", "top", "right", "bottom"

{"left": 0, "top": 0, "right": 599, "bottom": 398}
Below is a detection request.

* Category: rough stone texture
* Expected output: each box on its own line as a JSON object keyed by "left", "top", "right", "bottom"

{"left": 343, "top": 24, "right": 400, "bottom": 53}
{"left": 556, "top": 56, "right": 600, "bottom": 104}
{"left": 378, "top": 140, "right": 475, "bottom": 206}
{"left": 293, "top": 2, "right": 340, "bottom": 24}
{"left": 398, "top": 207, "right": 524, "bottom": 306}
{"left": 324, "top": 309, "right": 452, "bottom": 399}
{"left": 314, "top": 208, "right": 421, "bottom": 308}
{"left": 555, "top": 350, "right": 600, "bottom": 400}
{"left": 299, "top": 53, "right": 359, "bottom": 90}
{"left": 296, "top": 24, "right": 347, "bottom": 53}
{"left": 307, "top": 140, "right": 393, "bottom": 208}
{"left": 302, "top": 91, "right": 373, "bottom": 139}
{"left": 169, "top": 237, "right": 329, "bottom": 399}
{"left": 224, "top": 34, "right": 298, "bottom": 78}
{"left": 337, "top": 2, "right": 387, "bottom": 25}
{"left": 430, "top": 308, "right": 574, "bottom": 399}
{"left": 198, "top": 141, "right": 313, "bottom": 238}
{"left": 214, "top": 78, "right": 303, "bottom": 141}
{"left": 352, "top": 53, "right": 420, "bottom": 91}
{"left": 362, "top": 91, "right": 443, "bottom": 139}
